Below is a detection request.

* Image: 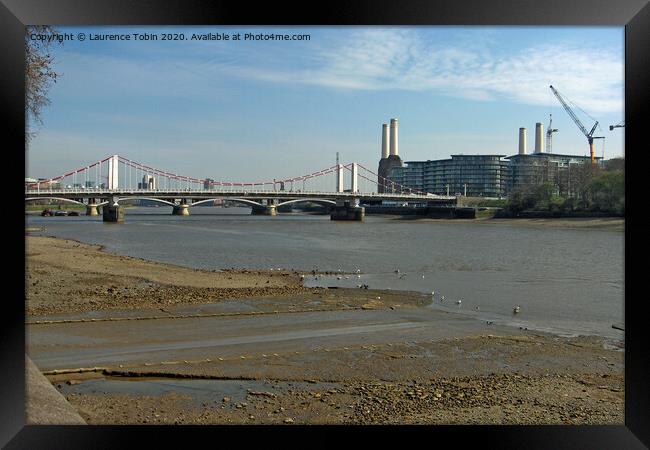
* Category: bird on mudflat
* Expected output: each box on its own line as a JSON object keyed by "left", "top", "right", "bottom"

{"left": 513, "top": 305, "right": 521, "bottom": 314}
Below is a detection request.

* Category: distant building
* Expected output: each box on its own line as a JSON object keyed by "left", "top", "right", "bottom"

{"left": 506, "top": 153, "right": 601, "bottom": 197}
{"left": 36, "top": 179, "right": 62, "bottom": 190}
{"left": 388, "top": 155, "right": 510, "bottom": 197}
{"left": 138, "top": 174, "right": 156, "bottom": 190}
{"left": 378, "top": 121, "right": 605, "bottom": 198}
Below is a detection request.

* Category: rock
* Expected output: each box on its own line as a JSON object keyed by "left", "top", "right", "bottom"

{"left": 284, "top": 418, "right": 294, "bottom": 424}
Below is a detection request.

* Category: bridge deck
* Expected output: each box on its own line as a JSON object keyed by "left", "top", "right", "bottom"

{"left": 25, "top": 189, "right": 455, "bottom": 202}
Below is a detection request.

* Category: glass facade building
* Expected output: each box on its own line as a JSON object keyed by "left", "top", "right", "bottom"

{"left": 388, "top": 155, "right": 509, "bottom": 197}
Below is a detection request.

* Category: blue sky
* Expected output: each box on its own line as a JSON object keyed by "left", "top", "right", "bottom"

{"left": 27, "top": 26, "right": 624, "bottom": 181}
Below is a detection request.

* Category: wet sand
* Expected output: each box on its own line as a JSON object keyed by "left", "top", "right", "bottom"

{"left": 26, "top": 235, "right": 624, "bottom": 425}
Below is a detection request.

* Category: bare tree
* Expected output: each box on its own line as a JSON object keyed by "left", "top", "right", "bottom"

{"left": 25, "top": 26, "right": 62, "bottom": 143}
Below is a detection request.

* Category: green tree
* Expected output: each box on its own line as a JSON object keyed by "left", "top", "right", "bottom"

{"left": 587, "top": 170, "right": 624, "bottom": 214}
{"left": 505, "top": 185, "right": 537, "bottom": 215}
{"left": 572, "top": 163, "right": 602, "bottom": 209}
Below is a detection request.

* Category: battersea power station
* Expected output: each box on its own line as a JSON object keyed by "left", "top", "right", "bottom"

{"left": 377, "top": 119, "right": 404, "bottom": 193}
{"left": 379, "top": 118, "right": 599, "bottom": 198}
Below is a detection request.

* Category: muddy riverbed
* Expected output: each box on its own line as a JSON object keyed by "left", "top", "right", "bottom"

{"left": 26, "top": 235, "right": 624, "bottom": 425}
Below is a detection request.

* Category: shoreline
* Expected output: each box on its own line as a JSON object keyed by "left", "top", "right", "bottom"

{"left": 393, "top": 216, "right": 624, "bottom": 230}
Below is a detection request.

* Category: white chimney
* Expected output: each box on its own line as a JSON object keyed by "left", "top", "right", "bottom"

{"left": 519, "top": 128, "right": 527, "bottom": 155}
{"left": 381, "top": 123, "right": 389, "bottom": 159}
{"left": 535, "top": 122, "right": 544, "bottom": 153}
{"left": 389, "top": 118, "right": 398, "bottom": 156}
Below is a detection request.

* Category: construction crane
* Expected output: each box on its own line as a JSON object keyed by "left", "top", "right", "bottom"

{"left": 549, "top": 85, "right": 604, "bottom": 163}
{"left": 609, "top": 121, "right": 625, "bottom": 131}
{"left": 545, "top": 114, "right": 559, "bottom": 153}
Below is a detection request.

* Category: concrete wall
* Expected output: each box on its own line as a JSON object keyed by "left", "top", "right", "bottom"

{"left": 25, "top": 356, "right": 86, "bottom": 425}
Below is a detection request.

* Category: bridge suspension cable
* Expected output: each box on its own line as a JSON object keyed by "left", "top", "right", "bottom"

{"left": 27, "top": 155, "right": 356, "bottom": 194}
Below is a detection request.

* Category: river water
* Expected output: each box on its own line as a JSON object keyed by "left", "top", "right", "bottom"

{"left": 26, "top": 207, "right": 624, "bottom": 341}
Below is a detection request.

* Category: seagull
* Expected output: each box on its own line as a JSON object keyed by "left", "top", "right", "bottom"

{"left": 513, "top": 305, "right": 521, "bottom": 314}
{"left": 475, "top": 306, "right": 480, "bottom": 311}
{"left": 394, "top": 269, "right": 400, "bottom": 274}
{"left": 421, "top": 275, "right": 425, "bottom": 279}
{"left": 456, "top": 299, "right": 462, "bottom": 305}
{"left": 440, "top": 295, "right": 445, "bottom": 302}
{"left": 357, "top": 275, "right": 361, "bottom": 279}
{"left": 356, "top": 269, "right": 361, "bottom": 273}
{"left": 431, "top": 291, "right": 435, "bottom": 296}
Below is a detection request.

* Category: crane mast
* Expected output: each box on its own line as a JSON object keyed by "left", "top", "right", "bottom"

{"left": 549, "top": 85, "right": 601, "bottom": 163}
{"left": 546, "top": 114, "right": 558, "bottom": 153}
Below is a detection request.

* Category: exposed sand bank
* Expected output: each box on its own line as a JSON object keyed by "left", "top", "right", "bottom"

{"left": 26, "top": 236, "right": 426, "bottom": 316}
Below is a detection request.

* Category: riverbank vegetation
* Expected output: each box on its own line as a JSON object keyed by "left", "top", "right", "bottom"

{"left": 504, "top": 159, "right": 624, "bottom": 217}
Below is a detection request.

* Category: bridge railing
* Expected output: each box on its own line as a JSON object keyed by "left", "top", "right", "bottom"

{"left": 25, "top": 188, "right": 452, "bottom": 200}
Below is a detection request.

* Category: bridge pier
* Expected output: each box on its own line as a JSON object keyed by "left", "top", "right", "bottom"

{"left": 172, "top": 204, "right": 190, "bottom": 216}
{"left": 102, "top": 204, "right": 124, "bottom": 223}
{"left": 86, "top": 201, "right": 99, "bottom": 216}
{"left": 251, "top": 205, "right": 277, "bottom": 216}
{"left": 330, "top": 200, "right": 364, "bottom": 221}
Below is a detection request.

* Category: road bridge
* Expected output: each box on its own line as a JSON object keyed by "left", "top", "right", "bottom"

{"left": 26, "top": 155, "right": 455, "bottom": 222}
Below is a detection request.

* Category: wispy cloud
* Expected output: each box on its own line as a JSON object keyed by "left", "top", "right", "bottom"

{"left": 204, "top": 29, "right": 623, "bottom": 114}
{"left": 53, "top": 28, "right": 622, "bottom": 115}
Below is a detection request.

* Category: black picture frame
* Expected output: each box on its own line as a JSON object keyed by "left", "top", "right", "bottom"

{"left": 3, "top": 0, "right": 647, "bottom": 447}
